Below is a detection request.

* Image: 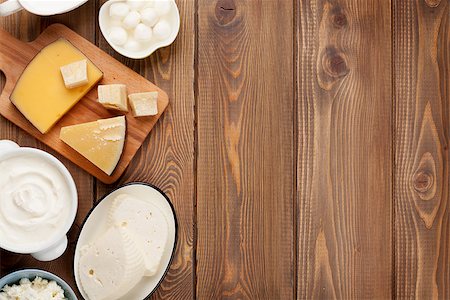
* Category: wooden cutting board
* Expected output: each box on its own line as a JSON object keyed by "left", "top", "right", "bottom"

{"left": 0, "top": 24, "right": 169, "bottom": 184}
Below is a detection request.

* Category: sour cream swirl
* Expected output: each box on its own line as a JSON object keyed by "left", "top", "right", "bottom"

{"left": 0, "top": 154, "right": 71, "bottom": 250}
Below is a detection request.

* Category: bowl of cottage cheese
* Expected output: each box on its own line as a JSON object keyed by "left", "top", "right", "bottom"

{"left": 0, "top": 269, "right": 77, "bottom": 300}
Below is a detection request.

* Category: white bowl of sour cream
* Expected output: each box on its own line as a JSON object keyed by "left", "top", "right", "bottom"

{"left": 0, "top": 140, "right": 77, "bottom": 261}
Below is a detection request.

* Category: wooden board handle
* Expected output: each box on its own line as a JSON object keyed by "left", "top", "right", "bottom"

{"left": 0, "top": 28, "right": 30, "bottom": 100}
{"left": 0, "top": 28, "right": 27, "bottom": 69}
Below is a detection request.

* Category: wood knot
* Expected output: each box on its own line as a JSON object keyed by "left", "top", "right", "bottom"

{"left": 331, "top": 7, "right": 347, "bottom": 28}
{"left": 215, "top": 0, "right": 236, "bottom": 25}
{"left": 413, "top": 171, "right": 434, "bottom": 193}
{"left": 425, "top": 0, "right": 441, "bottom": 7}
{"left": 322, "top": 47, "right": 349, "bottom": 78}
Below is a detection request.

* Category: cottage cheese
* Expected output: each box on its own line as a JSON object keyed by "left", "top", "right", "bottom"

{"left": 0, "top": 277, "right": 67, "bottom": 300}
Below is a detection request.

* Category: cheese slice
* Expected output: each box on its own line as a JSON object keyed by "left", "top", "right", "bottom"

{"left": 60, "top": 116, "right": 126, "bottom": 175}
{"left": 110, "top": 194, "right": 169, "bottom": 276}
{"left": 78, "top": 226, "right": 145, "bottom": 300}
{"left": 10, "top": 39, "right": 103, "bottom": 134}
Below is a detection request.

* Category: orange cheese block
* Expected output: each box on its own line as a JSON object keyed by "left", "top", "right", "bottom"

{"left": 10, "top": 39, "right": 103, "bottom": 134}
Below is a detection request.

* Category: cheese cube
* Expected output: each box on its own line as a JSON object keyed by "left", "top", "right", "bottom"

{"left": 128, "top": 92, "right": 158, "bottom": 117}
{"left": 98, "top": 84, "right": 128, "bottom": 112}
{"left": 60, "top": 59, "right": 89, "bottom": 89}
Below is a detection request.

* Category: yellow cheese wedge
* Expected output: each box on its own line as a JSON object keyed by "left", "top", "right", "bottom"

{"left": 10, "top": 39, "right": 103, "bottom": 134}
{"left": 60, "top": 116, "right": 126, "bottom": 175}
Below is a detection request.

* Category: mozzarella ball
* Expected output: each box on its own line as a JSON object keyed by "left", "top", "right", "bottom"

{"left": 122, "top": 11, "right": 141, "bottom": 29}
{"left": 124, "top": 39, "right": 141, "bottom": 51}
{"left": 134, "top": 23, "right": 153, "bottom": 42}
{"left": 109, "top": 26, "right": 128, "bottom": 45}
{"left": 153, "top": 20, "right": 171, "bottom": 40}
{"left": 140, "top": 7, "right": 159, "bottom": 27}
{"left": 154, "top": 0, "right": 171, "bottom": 16}
{"left": 109, "top": 2, "right": 130, "bottom": 19}
{"left": 127, "top": 0, "right": 147, "bottom": 10}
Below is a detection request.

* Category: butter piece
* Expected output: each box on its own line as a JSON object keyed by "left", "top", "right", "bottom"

{"left": 78, "top": 226, "right": 145, "bottom": 300}
{"left": 128, "top": 92, "right": 158, "bottom": 117}
{"left": 110, "top": 194, "right": 169, "bottom": 276}
{"left": 60, "top": 116, "right": 126, "bottom": 175}
{"left": 98, "top": 84, "right": 128, "bottom": 112}
{"left": 10, "top": 39, "right": 103, "bottom": 134}
{"left": 60, "top": 59, "right": 88, "bottom": 89}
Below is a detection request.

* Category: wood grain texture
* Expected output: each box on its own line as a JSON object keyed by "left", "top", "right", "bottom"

{"left": 95, "top": 0, "right": 196, "bottom": 299}
{"left": 196, "top": 0, "right": 294, "bottom": 298}
{"left": 297, "top": 0, "right": 392, "bottom": 298}
{"left": 0, "top": 24, "right": 169, "bottom": 184}
{"left": 394, "top": 0, "right": 450, "bottom": 298}
{"left": 0, "top": 2, "right": 96, "bottom": 296}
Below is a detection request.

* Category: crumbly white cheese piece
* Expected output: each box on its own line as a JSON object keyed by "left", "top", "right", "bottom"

{"left": 109, "top": 194, "right": 169, "bottom": 276}
{"left": 60, "top": 59, "right": 88, "bottom": 89}
{"left": 98, "top": 84, "right": 128, "bottom": 112}
{"left": 128, "top": 91, "right": 158, "bottom": 117}
{"left": 0, "top": 276, "right": 67, "bottom": 300}
{"left": 78, "top": 226, "right": 145, "bottom": 300}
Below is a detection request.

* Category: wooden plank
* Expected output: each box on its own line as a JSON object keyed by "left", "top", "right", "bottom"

{"left": 0, "top": 2, "right": 96, "bottom": 297}
{"left": 95, "top": 0, "right": 196, "bottom": 299}
{"left": 297, "top": 0, "right": 392, "bottom": 298}
{"left": 393, "top": 0, "right": 450, "bottom": 298}
{"left": 196, "top": 0, "right": 294, "bottom": 298}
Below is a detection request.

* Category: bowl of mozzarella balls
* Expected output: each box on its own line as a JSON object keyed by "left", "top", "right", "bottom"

{"left": 99, "top": 0, "right": 180, "bottom": 59}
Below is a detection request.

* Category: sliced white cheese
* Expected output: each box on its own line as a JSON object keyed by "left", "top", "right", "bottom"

{"left": 110, "top": 194, "right": 169, "bottom": 276}
{"left": 60, "top": 59, "right": 89, "bottom": 89}
{"left": 78, "top": 226, "right": 145, "bottom": 300}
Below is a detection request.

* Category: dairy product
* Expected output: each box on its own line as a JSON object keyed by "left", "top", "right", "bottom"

{"left": 128, "top": 91, "right": 158, "bottom": 117}
{"left": 97, "top": 84, "right": 128, "bottom": 112}
{"left": 78, "top": 226, "right": 145, "bottom": 300}
{"left": 10, "top": 39, "right": 103, "bottom": 134}
{"left": 59, "top": 116, "right": 126, "bottom": 175}
{"left": 0, "top": 154, "right": 72, "bottom": 250}
{"left": 0, "top": 276, "right": 67, "bottom": 300}
{"left": 60, "top": 59, "right": 89, "bottom": 89}
{"left": 110, "top": 194, "right": 169, "bottom": 276}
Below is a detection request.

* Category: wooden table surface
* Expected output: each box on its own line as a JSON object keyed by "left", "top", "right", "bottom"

{"left": 0, "top": 0, "right": 449, "bottom": 299}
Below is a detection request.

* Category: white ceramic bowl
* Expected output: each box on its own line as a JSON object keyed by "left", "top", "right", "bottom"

{"left": 99, "top": 0, "right": 180, "bottom": 59}
{"left": 0, "top": 140, "right": 78, "bottom": 261}
{"left": 74, "top": 182, "right": 177, "bottom": 300}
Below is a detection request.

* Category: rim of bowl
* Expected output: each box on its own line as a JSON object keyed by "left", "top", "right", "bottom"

{"left": 0, "top": 147, "right": 78, "bottom": 254}
{"left": 98, "top": 0, "right": 181, "bottom": 59}
{"left": 73, "top": 182, "right": 178, "bottom": 300}
{"left": 0, "top": 269, "right": 78, "bottom": 300}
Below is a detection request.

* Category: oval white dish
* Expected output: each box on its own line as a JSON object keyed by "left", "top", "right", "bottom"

{"left": 74, "top": 182, "right": 178, "bottom": 300}
{"left": 99, "top": 0, "right": 180, "bottom": 59}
